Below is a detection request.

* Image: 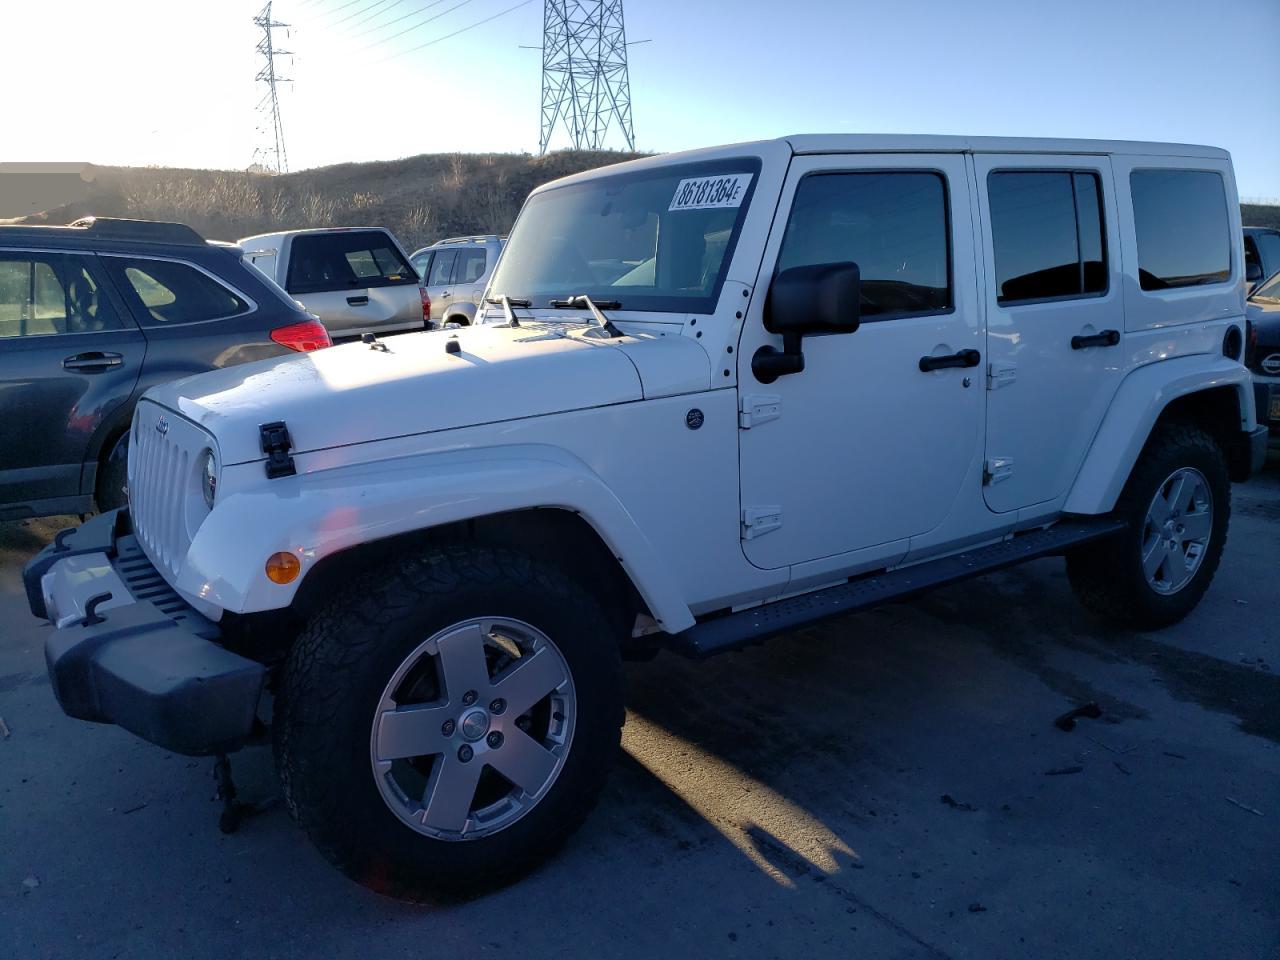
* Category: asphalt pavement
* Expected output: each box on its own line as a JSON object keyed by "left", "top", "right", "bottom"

{"left": 2, "top": 466, "right": 1277, "bottom": 960}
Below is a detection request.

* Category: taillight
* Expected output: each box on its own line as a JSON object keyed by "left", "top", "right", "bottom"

{"left": 419, "top": 285, "right": 431, "bottom": 324}
{"left": 271, "top": 319, "right": 332, "bottom": 352}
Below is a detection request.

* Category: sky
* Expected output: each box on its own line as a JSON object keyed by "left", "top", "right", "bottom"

{"left": 4, "top": 0, "right": 1278, "bottom": 199}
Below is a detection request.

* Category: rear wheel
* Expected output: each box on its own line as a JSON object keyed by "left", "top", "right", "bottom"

{"left": 273, "top": 544, "right": 624, "bottom": 901}
{"left": 1067, "top": 423, "right": 1229, "bottom": 629}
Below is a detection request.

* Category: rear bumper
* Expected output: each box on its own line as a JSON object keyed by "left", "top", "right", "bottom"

{"left": 23, "top": 509, "right": 265, "bottom": 756}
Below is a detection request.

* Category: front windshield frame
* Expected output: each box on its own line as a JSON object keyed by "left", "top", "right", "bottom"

{"left": 489, "top": 156, "right": 764, "bottom": 315}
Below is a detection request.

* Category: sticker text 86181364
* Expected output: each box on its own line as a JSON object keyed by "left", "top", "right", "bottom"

{"left": 669, "top": 174, "right": 754, "bottom": 212}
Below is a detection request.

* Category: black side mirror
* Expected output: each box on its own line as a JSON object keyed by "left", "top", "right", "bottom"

{"left": 753, "top": 262, "right": 861, "bottom": 383}
{"left": 1246, "top": 261, "right": 1263, "bottom": 284}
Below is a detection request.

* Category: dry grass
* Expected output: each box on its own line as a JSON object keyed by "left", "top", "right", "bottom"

{"left": 15, "top": 153, "right": 1274, "bottom": 247}
{"left": 16, "top": 150, "right": 646, "bottom": 250}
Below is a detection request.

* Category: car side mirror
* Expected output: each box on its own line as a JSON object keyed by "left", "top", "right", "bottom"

{"left": 753, "top": 262, "right": 861, "bottom": 383}
{"left": 1246, "top": 261, "right": 1263, "bottom": 284}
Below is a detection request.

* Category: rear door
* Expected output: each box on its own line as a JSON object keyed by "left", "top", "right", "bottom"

{"left": 424, "top": 248, "right": 457, "bottom": 322}
{"left": 974, "top": 155, "right": 1125, "bottom": 515}
{"left": 0, "top": 249, "right": 143, "bottom": 512}
{"left": 284, "top": 231, "right": 420, "bottom": 335}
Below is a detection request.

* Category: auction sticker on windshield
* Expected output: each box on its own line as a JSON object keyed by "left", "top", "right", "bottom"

{"left": 669, "top": 174, "right": 753, "bottom": 211}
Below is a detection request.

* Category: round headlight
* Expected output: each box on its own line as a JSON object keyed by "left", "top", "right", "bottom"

{"left": 200, "top": 449, "right": 218, "bottom": 509}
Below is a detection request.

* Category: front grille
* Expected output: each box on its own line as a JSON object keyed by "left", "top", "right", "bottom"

{"left": 128, "top": 401, "right": 211, "bottom": 583}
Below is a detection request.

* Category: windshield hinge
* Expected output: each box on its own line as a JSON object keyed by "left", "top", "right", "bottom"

{"left": 259, "top": 421, "right": 296, "bottom": 480}
{"left": 739, "top": 394, "right": 781, "bottom": 429}
{"left": 741, "top": 506, "right": 783, "bottom": 540}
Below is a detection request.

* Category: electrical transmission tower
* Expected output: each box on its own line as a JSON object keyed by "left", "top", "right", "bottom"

{"left": 253, "top": 2, "right": 292, "bottom": 174}
{"left": 539, "top": 1, "right": 635, "bottom": 155}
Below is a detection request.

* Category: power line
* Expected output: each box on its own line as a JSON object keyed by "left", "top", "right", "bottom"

{"left": 539, "top": 1, "right": 635, "bottom": 154}
{"left": 372, "top": 0, "right": 535, "bottom": 62}
{"left": 331, "top": 0, "right": 397, "bottom": 28}
{"left": 253, "top": 1, "right": 292, "bottom": 174}
{"left": 348, "top": 0, "right": 413, "bottom": 30}
{"left": 358, "top": 0, "right": 473, "bottom": 48}
{"left": 350, "top": 0, "right": 454, "bottom": 41}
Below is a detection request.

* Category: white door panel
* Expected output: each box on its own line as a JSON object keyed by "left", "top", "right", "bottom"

{"left": 737, "top": 154, "right": 983, "bottom": 570}
{"left": 975, "top": 155, "right": 1126, "bottom": 514}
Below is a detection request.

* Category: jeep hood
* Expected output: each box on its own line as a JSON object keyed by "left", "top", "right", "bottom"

{"left": 145, "top": 323, "right": 708, "bottom": 465}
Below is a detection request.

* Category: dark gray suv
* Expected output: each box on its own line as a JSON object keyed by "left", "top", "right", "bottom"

{"left": 0, "top": 217, "right": 331, "bottom": 520}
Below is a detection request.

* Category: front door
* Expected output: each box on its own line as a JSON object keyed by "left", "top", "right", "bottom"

{"left": 0, "top": 249, "right": 143, "bottom": 510}
{"left": 973, "top": 155, "right": 1125, "bottom": 514}
{"left": 737, "top": 154, "right": 983, "bottom": 570}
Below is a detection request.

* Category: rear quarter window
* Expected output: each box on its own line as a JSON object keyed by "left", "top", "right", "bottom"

{"left": 1130, "top": 170, "right": 1231, "bottom": 291}
{"left": 286, "top": 232, "right": 416, "bottom": 295}
{"left": 103, "top": 257, "right": 248, "bottom": 326}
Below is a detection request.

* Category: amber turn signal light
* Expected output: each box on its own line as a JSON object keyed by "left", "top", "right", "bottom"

{"left": 265, "top": 552, "right": 301, "bottom": 584}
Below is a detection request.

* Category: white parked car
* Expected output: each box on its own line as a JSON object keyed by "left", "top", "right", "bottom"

{"left": 240, "top": 227, "right": 428, "bottom": 337}
{"left": 27, "top": 135, "right": 1267, "bottom": 901}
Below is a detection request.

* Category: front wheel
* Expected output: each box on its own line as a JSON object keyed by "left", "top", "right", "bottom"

{"left": 273, "top": 544, "right": 624, "bottom": 901}
{"left": 1067, "top": 423, "right": 1230, "bottom": 629}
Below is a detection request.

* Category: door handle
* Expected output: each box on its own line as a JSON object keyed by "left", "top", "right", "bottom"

{"left": 918, "top": 348, "right": 981, "bottom": 372}
{"left": 346, "top": 295, "right": 369, "bottom": 306}
{"left": 63, "top": 352, "right": 123, "bottom": 371}
{"left": 1071, "top": 329, "right": 1120, "bottom": 350}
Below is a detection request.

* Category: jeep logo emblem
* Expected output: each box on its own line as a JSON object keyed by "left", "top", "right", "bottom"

{"left": 155, "top": 417, "right": 169, "bottom": 436}
{"left": 1262, "top": 354, "right": 1280, "bottom": 375}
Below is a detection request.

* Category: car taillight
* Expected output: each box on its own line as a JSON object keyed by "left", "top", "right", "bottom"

{"left": 271, "top": 319, "right": 332, "bottom": 352}
{"left": 420, "top": 285, "right": 431, "bottom": 324}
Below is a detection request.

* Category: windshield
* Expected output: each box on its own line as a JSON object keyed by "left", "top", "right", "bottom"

{"left": 1252, "top": 268, "right": 1280, "bottom": 301}
{"left": 488, "top": 158, "right": 761, "bottom": 314}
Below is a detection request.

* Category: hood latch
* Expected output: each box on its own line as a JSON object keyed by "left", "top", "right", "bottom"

{"left": 259, "top": 421, "right": 297, "bottom": 479}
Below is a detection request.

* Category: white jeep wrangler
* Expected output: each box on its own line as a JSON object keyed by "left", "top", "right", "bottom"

{"left": 26, "top": 135, "right": 1267, "bottom": 900}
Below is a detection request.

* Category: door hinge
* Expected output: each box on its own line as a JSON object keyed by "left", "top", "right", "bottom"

{"left": 983, "top": 457, "right": 1014, "bottom": 486}
{"left": 739, "top": 394, "right": 781, "bottom": 429}
{"left": 259, "top": 421, "right": 297, "bottom": 479}
{"left": 987, "top": 361, "right": 1017, "bottom": 391}
{"left": 741, "top": 506, "right": 783, "bottom": 540}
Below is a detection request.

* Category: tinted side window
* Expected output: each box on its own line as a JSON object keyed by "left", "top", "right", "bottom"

{"left": 105, "top": 258, "right": 247, "bottom": 325}
{"left": 286, "top": 232, "right": 417, "bottom": 294}
{"left": 454, "top": 248, "right": 488, "bottom": 284}
{"left": 1255, "top": 232, "right": 1280, "bottom": 273}
{"left": 988, "top": 171, "right": 1107, "bottom": 304}
{"left": 427, "top": 250, "right": 457, "bottom": 286}
{"left": 777, "top": 172, "right": 951, "bottom": 319}
{"left": 0, "top": 252, "right": 122, "bottom": 338}
{"left": 1130, "top": 170, "right": 1230, "bottom": 290}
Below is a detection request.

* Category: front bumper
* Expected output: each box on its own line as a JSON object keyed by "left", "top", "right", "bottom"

{"left": 23, "top": 509, "right": 265, "bottom": 756}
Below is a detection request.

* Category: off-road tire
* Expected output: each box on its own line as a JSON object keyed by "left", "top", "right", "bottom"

{"left": 95, "top": 434, "right": 130, "bottom": 513}
{"left": 1067, "top": 423, "right": 1229, "bottom": 629}
{"left": 273, "top": 543, "right": 624, "bottom": 902}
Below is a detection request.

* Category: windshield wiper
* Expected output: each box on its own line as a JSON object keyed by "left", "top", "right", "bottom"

{"left": 548, "top": 294, "right": 622, "bottom": 338}
{"left": 485, "top": 296, "right": 531, "bottom": 327}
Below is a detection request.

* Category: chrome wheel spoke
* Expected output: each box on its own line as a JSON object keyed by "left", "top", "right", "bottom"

{"left": 1142, "top": 536, "right": 1169, "bottom": 581}
{"left": 1181, "top": 510, "right": 1212, "bottom": 542}
{"left": 1163, "top": 474, "right": 1191, "bottom": 517}
{"left": 493, "top": 647, "right": 567, "bottom": 717}
{"left": 436, "top": 623, "right": 492, "bottom": 702}
{"left": 489, "top": 728, "right": 559, "bottom": 796}
{"left": 375, "top": 703, "right": 454, "bottom": 761}
{"left": 421, "top": 755, "right": 484, "bottom": 833}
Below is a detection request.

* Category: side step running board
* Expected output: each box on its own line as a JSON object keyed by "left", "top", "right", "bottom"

{"left": 666, "top": 518, "right": 1126, "bottom": 659}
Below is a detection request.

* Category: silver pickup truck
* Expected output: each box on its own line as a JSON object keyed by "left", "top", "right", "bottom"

{"left": 240, "top": 227, "right": 428, "bottom": 337}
